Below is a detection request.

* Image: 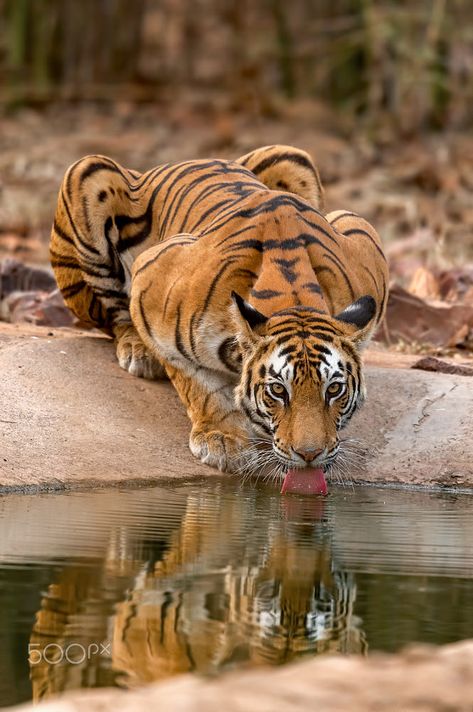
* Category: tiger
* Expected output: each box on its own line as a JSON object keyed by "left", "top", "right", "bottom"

{"left": 50, "top": 145, "right": 388, "bottom": 487}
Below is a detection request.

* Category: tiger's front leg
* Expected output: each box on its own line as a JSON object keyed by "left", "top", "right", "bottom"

{"left": 165, "top": 364, "right": 251, "bottom": 473}
{"left": 113, "top": 323, "right": 167, "bottom": 380}
{"left": 130, "top": 237, "right": 254, "bottom": 472}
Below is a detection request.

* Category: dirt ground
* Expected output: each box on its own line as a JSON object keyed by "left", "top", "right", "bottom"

{"left": 2, "top": 100, "right": 473, "bottom": 363}
{"left": 2, "top": 99, "right": 473, "bottom": 271}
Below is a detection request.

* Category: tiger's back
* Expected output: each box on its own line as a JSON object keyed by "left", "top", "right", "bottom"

{"left": 50, "top": 146, "right": 323, "bottom": 333}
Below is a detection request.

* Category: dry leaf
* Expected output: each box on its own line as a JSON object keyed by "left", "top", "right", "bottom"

{"left": 408, "top": 266, "right": 440, "bottom": 300}
{"left": 1, "top": 288, "right": 75, "bottom": 327}
{"left": 412, "top": 356, "right": 473, "bottom": 377}
{"left": 380, "top": 284, "right": 473, "bottom": 350}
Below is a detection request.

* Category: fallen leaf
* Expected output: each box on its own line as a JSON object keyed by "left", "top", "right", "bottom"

{"left": 379, "top": 284, "right": 473, "bottom": 350}
{"left": 408, "top": 266, "right": 440, "bottom": 300}
{"left": 411, "top": 356, "right": 473, "bottom": 377}
{"left": 1, "top": 288, "right": 75, "bottom": 327}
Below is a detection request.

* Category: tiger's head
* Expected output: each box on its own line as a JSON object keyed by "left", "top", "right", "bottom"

{"left": 232, "top": 292, "right": 376, "bottom": 473}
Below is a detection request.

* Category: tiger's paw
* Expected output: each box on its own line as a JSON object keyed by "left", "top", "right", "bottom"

{"left": 116, "top": 325, "right": 166, "bottom": 380}
{"left": 189, "top": 428, "right": 248, "bottom": 473}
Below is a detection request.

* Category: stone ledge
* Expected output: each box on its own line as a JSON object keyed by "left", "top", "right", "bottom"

{"left": 1, "top": 325, "right": 472, "bottom": 492}
{"left": 6, "top": 640, "right": 473, "bottom": 712}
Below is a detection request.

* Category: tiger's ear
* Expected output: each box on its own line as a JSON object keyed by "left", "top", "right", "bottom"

{"left": 334, "top": 295, "right": 376, "bottom": 346}
{"left": 231, "top": 291, "right": 268, "bottom": 346}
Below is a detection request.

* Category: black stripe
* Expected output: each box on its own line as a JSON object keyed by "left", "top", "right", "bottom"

{"left": 159, "top": 170, "right": 210, "bottom": 239}
{"left": 78, "top": 155, "right": 137, "bottom": 192}
{"left": 241, "top": 402, "right": 271, "bottom": 435}
{"left": 269, "top": 320, "right": 339, "bottom": 337}
{"left": 311, "top": 331, "right": 334, "bottom": 343}
{"left": 233, "top": 268, "right": 259, "bottom": 281}
{"left": 313, "top": 264, "right": 336, "bottom": 282}
{"left": 104, "top": 216, "right": 126, "bottom": 284}
{"left": 362, "top": 264, "right": 381, "bottom": 299}
{"left": 277, "top": 344, "right": 299, "bottom": 358}
{"left": 81, "top": 195, "right": 91, "bottom": 233}
{"left": 378, "top": 277, "right": 388, "bottom": 324}
{"left": 133, "top": 238, "right": 194, "bottom": 278}
{"left": 215, "top": 223, "right": 256, "bottom": 248}
{"left": 116, "top": 228, "right": 150, "bottom": 252}
{"left": 188, "top": 312, "right": 199, "bottom": 359}
{"left": 128, "top": 163, "right": 170, "bottom": 193}
{"left": 185, "top": 181, "right": 238, "bottom": 232}
{"left": 184, "top": 178, "right": 259, "bottom": 234}
{"left": 251, "top": 288, "right": 282, "bottom": 299}
{"left": 162, "top": 275, "right": 180, "bottom": 319}
{"left": 189, "top": 198, "right": 232, "bottom": 234}
{"left": 250, "top": 151, "right": 317, "bottom": 178}
{"left": 80, "top": 262, "right": 114, "bottom": 279}
{"left": 53, "top": 220, "right": 75, "bottom": 246}
{"left": 254, "top": 396, "right": 269, "bottom": 423}
{"left": 311, "top": 343, "right": 333, "bottom": 357}
{"left": 245, "top": 369, "right": 253, "bottom": 400}
{"left": 340, "top": 338, "right": 360, "bottom": 366}
{"left": 322, "top": 252, "right": 356, "bottom": 299}
{"left": 159, "top": 160, "right": 252, "bottom": 239}
{"left": 79, "top": 159, "right": 122, "bottom": 185}
{"left": 201, "top": 193, "right": 314, "bottom": 238}
{"left": 138, "top": 289, "right": 155, "bottom": 345}
{"left": 50, "top": 250, "right": 109, "bottom": 279}
{"left": 224, "top": 239, "right": 264, "bottom": 253}
{"left": 175, "top": 303, "right": 195, "bottom": 364}
{"left": 218, "top": 338, "right": 241, "bottom": 374}
{"left": 299, "top": 216, "right": 340, "bottom": 246}
{"left": 198, "top": 258, "right": 238, "bottom": 322}
{"left": 273, "top": 256, "right": 299, "bottom": 283}
{"left": 61, "top": 280, "right": 86, "bottom": 298}
{"left": 303, "top": 282, "right": 322, "bottom": 294}
{"left": 128, "top": 162, "right": 174, "bottom": 193}
{"left": 90, "top": 293, "right": 107, "bottom": 323}
{"left": 329, "top": 212, "right": 359, "bottom": 224}
{"left": 61, "top": 189, "right": 101, "bottom": 256}
{"left": 50, "top": 253, "right": 82, "bottom": 270}
{"left": 342, "top": 228, "right": 387, "bottom": 262}
{"left": 116, "top": 166, "right": 194, "bottom": 249}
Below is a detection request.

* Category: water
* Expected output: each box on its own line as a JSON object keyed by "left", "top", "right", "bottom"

{"left": 1, "top": 482, "right": 473, "bottom": 707}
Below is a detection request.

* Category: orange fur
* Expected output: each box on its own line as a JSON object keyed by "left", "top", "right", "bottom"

{"left": 51, "top": 145, "right": 388, "bottom": 475}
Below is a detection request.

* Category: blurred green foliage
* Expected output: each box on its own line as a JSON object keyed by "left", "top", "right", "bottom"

{"left": 0, "top": 0, "right": 472, "bottom": 131}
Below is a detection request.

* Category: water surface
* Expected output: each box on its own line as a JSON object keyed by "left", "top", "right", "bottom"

{"left": 1, "top": 482, "right": 472, "bottom": 707}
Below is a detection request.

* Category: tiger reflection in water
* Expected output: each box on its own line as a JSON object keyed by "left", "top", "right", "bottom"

{"left": 30, "top": 490, "right": 366, "bottom": 700}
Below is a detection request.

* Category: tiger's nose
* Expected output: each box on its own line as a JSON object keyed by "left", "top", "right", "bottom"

{"left": 293, "top": 448, "right": 323, "bottom": 463}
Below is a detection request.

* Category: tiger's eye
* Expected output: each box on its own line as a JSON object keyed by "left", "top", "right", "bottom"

{"left": 327, "top": 382, "right": 343, "bottom": 397}
{"left": 268, "top": 382, "right": 286, "bottom": 399}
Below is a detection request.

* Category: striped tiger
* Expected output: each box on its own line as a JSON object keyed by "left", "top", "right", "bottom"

{"left": 50, "top": 145, "right": 388, "bottom": 483}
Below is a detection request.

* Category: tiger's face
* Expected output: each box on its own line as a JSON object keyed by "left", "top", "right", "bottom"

{"left": 232, "top": 294, "right": 376, "bottom": 471}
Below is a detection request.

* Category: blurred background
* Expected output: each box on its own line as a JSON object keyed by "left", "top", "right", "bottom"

{"left": 0, "top": 0, "right": 472, "bottom": 356}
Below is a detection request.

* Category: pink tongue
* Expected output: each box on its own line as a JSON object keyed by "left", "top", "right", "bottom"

{"left": 281, "top": 467, "right": 328, "bottom": 496}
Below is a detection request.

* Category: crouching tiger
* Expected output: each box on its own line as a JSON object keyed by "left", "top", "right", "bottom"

{"left": 50, "top": 145, "right": 388, "bottom": 490}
